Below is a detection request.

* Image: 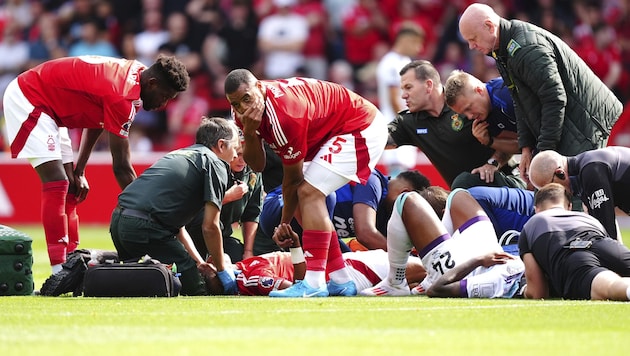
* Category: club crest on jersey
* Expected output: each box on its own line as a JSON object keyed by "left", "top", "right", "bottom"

{"left": 259, "top": 277, "right": 274, "bottom": 289}
{"left": 47, "top": 135, "right": 56, "bottom": 151}
{"left": 451, "top": 114, "right": 464, "bottom": 131}
{"left": 248, "top": 172, "right": 258, "bottom": 188}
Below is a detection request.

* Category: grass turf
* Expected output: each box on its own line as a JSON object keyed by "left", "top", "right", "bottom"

{"left": 2, "top": 225, "right": 630, "bottom": 355}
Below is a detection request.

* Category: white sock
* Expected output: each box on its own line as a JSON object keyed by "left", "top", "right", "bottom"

{"left": 388, "top": 262, "right": 408, "bottom": 286}
{"left": 386, "top": 228, "right": 413, "bottom": 285}
{"left": 304, "top": 270, "right": 326, "bottom": 289}
{"left": 51, "top": 264, "right": 63, "bottom": 274}
{"left": 329, "top": 268, "right": 351, "bottom": 284}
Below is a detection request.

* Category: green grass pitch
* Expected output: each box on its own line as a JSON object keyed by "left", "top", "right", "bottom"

{"left": 1, "top": 225, "right": 629, "bottom": 355}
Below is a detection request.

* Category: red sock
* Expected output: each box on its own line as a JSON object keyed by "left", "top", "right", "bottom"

{"left": 302, "top": 230, "right": 332, "bottom": 272}
{"left": 65, "top": 193, "right": 79, "bottom": 252}
{"left": 42, "top": 180, "right": 69, "bottom": 265}
{"left": 326, "top": 231, "right": 346, "bottom": 273}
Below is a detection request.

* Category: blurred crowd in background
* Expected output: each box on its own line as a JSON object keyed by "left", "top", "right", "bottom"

{"left": 1, "top": 0, "right": 630, "bottom": 152}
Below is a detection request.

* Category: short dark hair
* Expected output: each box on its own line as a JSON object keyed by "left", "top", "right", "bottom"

{"left": 399, "top": 60, "right": 440, "bottom": 83}
{"left": 146, "top": 54, "right": 190, "bottom": 92}
{"left": 396, "top": 170, "right": 431, "bottom": 191}
{"left": 394, "top": 26, "right": 424, "bottom": 42}
{"left": 534, "top": 183, "right": 572, "bottom": 208}
{"left": 196, "top": 116, "right": 237, "bottom": 149}
{"left": 224, "top": 68, "right": 257, "bottom": 94}
{"left": 419, "top": 186, "right": 450, "bottom": 219}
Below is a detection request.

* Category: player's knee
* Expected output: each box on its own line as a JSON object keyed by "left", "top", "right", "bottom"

{"left": 296, "top": 182, "right": 325, "bottom": 202}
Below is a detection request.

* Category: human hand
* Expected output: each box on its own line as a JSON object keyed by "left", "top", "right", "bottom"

{"left": 223, "top": 181, "right": 249, "bottom": 203}
{"left": 73, "top": 171, "right": 90, "bottom": 203}
{"left": 520, "top": 147, "right": 533, "bottom": 187}
{"left": 238, "top": 92, "right": 265, "bottom": 136}
{"left": 472, "top": 119, "right": 491, "bottom": 146}
{"left": 217, "top": 268, "right": 238, "bottom": 295}
{"left": 273, "top": 223, "right": 299, "bottom": 249}
{"left": 471, "top": 164, "right": 497, "bottom": 183}
{"left": 197, "top": 262, "right": 216, "bottom": 280}
{"left": 481, "top": 251, "right": 515, "bottom": 268}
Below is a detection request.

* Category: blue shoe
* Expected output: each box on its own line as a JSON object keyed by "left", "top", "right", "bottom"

{"left": 269, "top": 280, "right": 329, "bottom": 298}
{"left": 327, "top": 280, "right": 357, "bottom": 296}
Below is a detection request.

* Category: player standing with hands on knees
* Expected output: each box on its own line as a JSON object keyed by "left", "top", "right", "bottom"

{"left": 224, "top": 69, "right": 387, "bottom": 297}
{"left": 2, "top": 55, "right": 189, "bottom": 275}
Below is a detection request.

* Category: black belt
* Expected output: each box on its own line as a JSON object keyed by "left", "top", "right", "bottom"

{"left": 115, "top": 206, "right": 177, "bottom": 233}
{"left": 116, "top": 206, "right": 156, "bottom": 223}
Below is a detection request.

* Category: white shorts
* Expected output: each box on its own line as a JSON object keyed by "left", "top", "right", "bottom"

{"left": 3, "top": 78, "right": 74, "bottom": 167}
{"left": 343, "top": 249, "right": 389, "bottom": 291}
{"left": 463, "top": 257, "right": 525, "bottom": 298}
{"left": 451, "top": 216, "right": 502, "bottom": 256}
{"left": 418, "top": 218, "right": 502, "bottom": 293}
{"left": 304, "top": 111, "right": 387, "bottom": 195}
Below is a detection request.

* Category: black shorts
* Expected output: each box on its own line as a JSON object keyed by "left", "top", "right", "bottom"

{"left": 562, "top": 238, "right": 630, "bottom": 299}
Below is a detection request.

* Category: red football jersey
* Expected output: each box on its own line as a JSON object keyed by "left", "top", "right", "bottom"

{"left": 236, "top": 252, "right": 294, "bottom": 296}
{"left": 17, "top": 56, "right": 145, "bottom": 138}
{"left": 236, "top": 77, "right": 377, "bottom": 165}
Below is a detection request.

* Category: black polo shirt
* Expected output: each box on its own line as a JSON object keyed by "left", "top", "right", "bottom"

{"left": 388, "top": 105, "right": 494, "bottom": 186}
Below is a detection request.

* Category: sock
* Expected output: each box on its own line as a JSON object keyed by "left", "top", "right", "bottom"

{"left": 386, "top": 227, "right": 414, "bottom": 285}
{"left": 51, "top": 264, "right": 63, "bottom": 275}
{"left": 441, "top": 206, "right": 454, "bottom": 235}
{"left": 302, "top": 230, "right": 331, "bottom": 288}
{"left": 42, "top": 180, "right": 69, "bottom": 266}
{"left": 327, "top": 231, "right": 351, "bottom": 284}
{"left": 65, "top": 193, "right": 79, "bottom": 252}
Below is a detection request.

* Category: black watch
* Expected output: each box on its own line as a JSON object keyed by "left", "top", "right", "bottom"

{"left": 487, "top": 158, "right": 499, "bottom": 167}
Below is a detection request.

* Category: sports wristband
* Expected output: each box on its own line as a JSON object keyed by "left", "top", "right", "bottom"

{"left": 290, "top": 247, "right": 305, "bottom": 264}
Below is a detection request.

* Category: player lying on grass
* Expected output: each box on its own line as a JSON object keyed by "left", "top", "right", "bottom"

{"left": 519, "top": 183, "right": 630, "bottom": 301}
{"left": 203, "top": 224, "right": 426, "bottom": 296}
{"left": 360, "top": 180, "right": 524, "bottom": 298}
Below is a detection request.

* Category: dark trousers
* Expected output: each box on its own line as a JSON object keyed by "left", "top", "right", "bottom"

{"left": 109, "top": 209, "right": 207, "bottom": 296}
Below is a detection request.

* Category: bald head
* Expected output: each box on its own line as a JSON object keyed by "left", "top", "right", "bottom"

{"left": 459, "top": 3, "right": 501, "bottom": 55}
{"left": 529, "top": 150, "right": 567, "bottom": 190}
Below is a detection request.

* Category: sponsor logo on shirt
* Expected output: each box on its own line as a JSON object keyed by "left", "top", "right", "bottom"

{"left": 283, "top": 146, "right": 301, "bottom": 160}
{"left": 416, "top": 128, "right": 428, "bottom": 135}
{"left": 588, "top": 189, "right": 610, "bottom": 210}
{"left": 319, "top": 153, "right": 332, "bottom": 164}
{"left": 451, "top": 114, "right": 464, "bottom": 131}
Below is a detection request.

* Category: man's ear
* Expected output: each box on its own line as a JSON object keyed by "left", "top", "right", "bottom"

{"left": 147, "top": 76, "right": 159, "bottom": 88}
